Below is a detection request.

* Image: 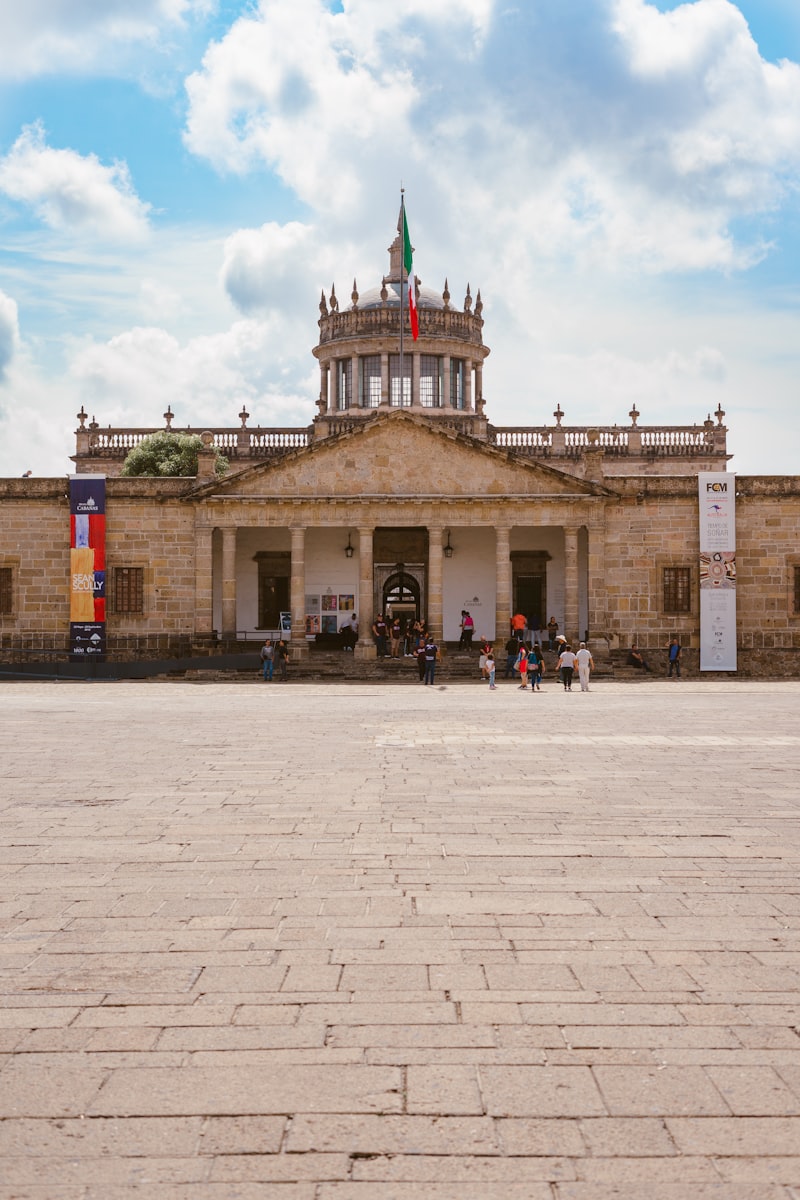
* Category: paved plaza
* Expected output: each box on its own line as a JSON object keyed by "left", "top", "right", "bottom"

{"left": 1, "top": 677, "right": 800, "bottom": 1199}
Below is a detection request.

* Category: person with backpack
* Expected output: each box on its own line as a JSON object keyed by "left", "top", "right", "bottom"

{"left": 528, "top": 642, "right": 545, "bottom": 691}
{"left": 423, "top": 636, "right": 439, "bottom": 686}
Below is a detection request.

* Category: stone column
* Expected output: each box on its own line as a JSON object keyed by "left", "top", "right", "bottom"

{"left": 332, "top": 360, "right": 340, "bottom": 411}
{"left": 464, "top": 359, "right": 473, "bottom": 412}
{"left": 220, "top": 526, "right": 237, "bottom": 638}
{"left": 411, "top": 352, "right": 420, "bottom": 408}
{"left": 193, "top": 522, "right": 215, "bottom": 647}
{"left": 351, "top": 354, "right": 359, "bottom": 408}
{"left": 443, "top": 356, "right": 451, "bottom": 409}
{"left": 289, "top": 525, "right": 307, "bottom": 658}
{"left": 320, "top": 361, "right": 330, "bottom": 414}
{"left": 586, "top": 519, "right": 607, "bottom": 643}
{"left": 356, "top": 526, "right": 375, "bottom": 659}
{"left": 475, "top": 362, "right": 483, "bottom": 410}
{"left": 427, "top": 525, "right": 444, "bottom": 640}
{"left": 564, "top": 525, "right": 580, "bottom": 645}
{"left": 495, "top": 525, "right": 511, "bottom": 646}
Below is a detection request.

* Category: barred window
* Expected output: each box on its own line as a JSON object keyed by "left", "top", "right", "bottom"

{"left": 663, "top": 566, "right": 691, "bottom": 613}
{"left": 114, "top": 567, "right": 144, "bottom": 614}
{"left": 336, "top": 359, "right": 352, "bottom": 409}
{"left": 388, "top": 355, "right": 411, "bottom": 406}
{"left": 794, "top": 565, "right": 800, "bottom": 614}
{"left": 450, "top": 358, "right": 464, "bottom": 409}
{"left": 360, "top": 355, "right": 381, "bottom": 408}
{"left": 419, "top": 355, "right": 442, "bottom": 407}
{"left": 0, "top": 566, "right": 12, "bottom": 614}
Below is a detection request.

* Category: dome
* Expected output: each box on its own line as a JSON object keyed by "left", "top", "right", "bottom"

{"left": 357, "top": 280, "right": 446, "bottom": 312}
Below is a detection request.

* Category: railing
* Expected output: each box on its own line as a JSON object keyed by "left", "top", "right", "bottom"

{"left": 491, "top": 425, "right": 721, "bottom": 458}
{"left": 76, "top": 419, "right": 725, "bottom": 467}
{"left": 81, "top": 427, "right": 312, "bottom": 460}
{"left": 317, "top": 306, "right": 485, "bottom": 347}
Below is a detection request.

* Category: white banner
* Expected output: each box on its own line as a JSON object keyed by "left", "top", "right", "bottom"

{"left": 698, "top": 472, "right": 736, "bottom": 671}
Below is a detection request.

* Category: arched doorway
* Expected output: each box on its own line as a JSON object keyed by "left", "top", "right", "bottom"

{"left": 383, "top": 566, "right": 420, "bottom": 627}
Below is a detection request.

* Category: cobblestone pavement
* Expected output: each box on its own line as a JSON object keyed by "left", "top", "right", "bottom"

{"left": 1, "top": 678, "right": 800, "bottom": 1199}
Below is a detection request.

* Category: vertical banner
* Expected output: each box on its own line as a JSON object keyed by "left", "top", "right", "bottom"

{"left": 698, "top": 472, "right": 736, "bottom": 671}
{"left": 69, "top": 475, "right": 106, "bottom": 658}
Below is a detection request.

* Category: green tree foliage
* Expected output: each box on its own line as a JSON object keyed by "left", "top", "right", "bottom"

{"left": 120, "top": 431, "right": 228, "bottom": 478}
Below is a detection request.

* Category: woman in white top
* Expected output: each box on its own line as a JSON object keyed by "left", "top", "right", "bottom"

{"left": 557, "top": 644, "right": 577, "bottom": 691}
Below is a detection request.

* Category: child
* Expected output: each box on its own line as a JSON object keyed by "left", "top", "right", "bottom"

{"left": 486, "top": 651, "right": 496, "bottom": 690}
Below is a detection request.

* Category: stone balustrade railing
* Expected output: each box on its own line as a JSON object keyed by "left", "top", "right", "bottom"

{"left": 73, "top": 410, "right": 728, "bottom": 473}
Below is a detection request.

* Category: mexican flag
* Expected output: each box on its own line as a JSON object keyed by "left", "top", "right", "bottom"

{"left": 402, "top": 207, "right": 419, "bottom": 340}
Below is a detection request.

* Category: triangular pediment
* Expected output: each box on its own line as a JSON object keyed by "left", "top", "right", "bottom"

{"left": 188, "top": 409, "right": 615, "bottom": 501}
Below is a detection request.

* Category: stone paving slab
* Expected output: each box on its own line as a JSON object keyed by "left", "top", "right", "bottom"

{"left": 1, "top": 679, "right": 800, "bottom": 1197}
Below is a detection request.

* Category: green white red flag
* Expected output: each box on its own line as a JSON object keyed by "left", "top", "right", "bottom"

{"left": 402, "top": 207, "right": 419, "bottom": 340}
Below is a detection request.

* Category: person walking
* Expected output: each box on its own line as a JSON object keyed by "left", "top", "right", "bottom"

{"left": 260, "top": 637, "right": 274, "bottom": 681}
{"left": 416, "top": 640, "right": 427, "bottom": 682}
{"left": 515, "top": 643, "right": 529, "bottom": 690}
{"left": 478, "top": 637, "right": 491, "bottom": 681}
{"left": 557, "top": 643, "right": 577, "bottom": 691}
{"left": 575, "top": 641, "right": 594, "bottom": 692}
{"left": 666, "top": 637, "right": 682, "bottom": 678}
{"left": 528, "top": 642, "right": 545, "bottom": 690}
{"left": 504, "top": 635, "right": 519, "bottom": 678}
{"left": 423, "top": 636, "right": 439, "bottom": 686}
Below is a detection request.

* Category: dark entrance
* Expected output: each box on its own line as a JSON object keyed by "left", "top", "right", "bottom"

{"left": 255, "top": 552, "right": 290, "bottom": 629}
{"left": 515, "top": 573, "right": 545, "bottom": 633}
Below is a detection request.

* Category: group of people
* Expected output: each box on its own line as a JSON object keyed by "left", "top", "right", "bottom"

{"left": 476, "top": 622, "right": 596, "bottom": 693}
{"left": 371, "top": 614, "right": 433, "bottom": 660}
{"left": 259, "top": 637, "right": 290, "bottom": 681}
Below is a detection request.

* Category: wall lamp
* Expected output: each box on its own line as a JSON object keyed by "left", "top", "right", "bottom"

{"left": 443, "top": 531, "right": 454, "bottom": 558}
{"left": 344, "top": 533, "right": 355, "bottom": 558}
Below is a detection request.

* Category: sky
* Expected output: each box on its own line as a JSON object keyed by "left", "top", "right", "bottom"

{"left": 0, "top": 0, "right": 799, "bottom": 477}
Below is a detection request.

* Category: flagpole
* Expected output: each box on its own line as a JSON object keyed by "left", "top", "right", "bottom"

{"left": 399, "top": 188, "right": 405, "bottom": 407}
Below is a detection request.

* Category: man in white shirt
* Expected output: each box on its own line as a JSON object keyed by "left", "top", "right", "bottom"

{"left": 575, "top": 641, "right": 594, "bottom": 692}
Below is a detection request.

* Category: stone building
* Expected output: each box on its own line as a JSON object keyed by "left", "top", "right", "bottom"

{"left": 2, "top": 215, "right": 799, "bottom": 674}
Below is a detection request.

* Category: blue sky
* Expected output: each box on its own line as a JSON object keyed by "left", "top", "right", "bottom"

{"left": 0, "top": 0, "right": 799, "bottom": 476}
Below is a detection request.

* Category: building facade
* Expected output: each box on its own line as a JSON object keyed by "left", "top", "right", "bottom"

{"left": 2, "top": 217, "right": 800, "bottom": 674}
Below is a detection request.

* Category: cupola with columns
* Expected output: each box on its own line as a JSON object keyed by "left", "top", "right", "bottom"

{"left": 311, "top": 212, "right": 491, "bottom": 441}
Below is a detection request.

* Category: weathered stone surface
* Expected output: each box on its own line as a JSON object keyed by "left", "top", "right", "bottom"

{"left": 1, "top": 681, "right": 800, "bottom": 1195}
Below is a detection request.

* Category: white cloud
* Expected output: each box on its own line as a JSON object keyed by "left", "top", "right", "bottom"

{"left": 0, "top": 290, "right": 19, "bottom": 382}
{"left": 67, "top": 319, "right": 312, "bottom": 430}
{"left": 0, "top": 123, "right": 151, "bottom": 241}
{"left": 221, "top": 221, "right": 322, "bottom": 314}
{"left": 0, "top": 0, "right": 213, "bottom": 80}
{"left": 182, "top": 0, "right": 800, "bottom": 275}
{"left": 612, "top": 0, "right": 800, "bottom": 211}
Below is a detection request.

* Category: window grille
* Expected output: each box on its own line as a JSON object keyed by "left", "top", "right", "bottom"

{"left": 450, "top": 359, "right": 464, "bottom": 409}
{"left": 663, "top": 566, "right": 691, "bottom": 613}
{"left": 360, "top": 356, "right": 381, "bottom": 408}
{"left": 388, "top": 355, "right": 412, "bottom": 406}
{"left": 0, "top": 567, "right": 12, "bottom": 614}
{"left": 114, "top": 567, "right": 144, "bottom": 614}
{"left": 419, "top": 355, "right": 442, "bottom": 407}
{"left": 336, "top": 359, "right": 352, "bottom": 409}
